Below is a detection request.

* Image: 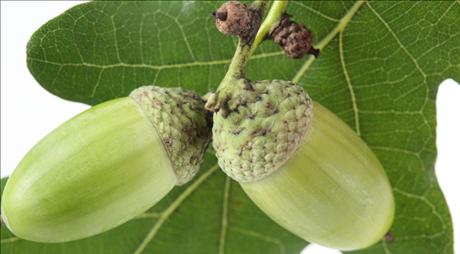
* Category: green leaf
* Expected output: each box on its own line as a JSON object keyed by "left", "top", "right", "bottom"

{"left": 3, "top": 0, "right": 458, "bottom": 253}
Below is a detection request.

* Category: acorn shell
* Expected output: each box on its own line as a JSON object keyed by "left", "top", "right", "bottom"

{"left": 1, "top": 86, "right": 211, "bottom": 242}
{"left": 241, "top": 102, "right": 394, "bottom": 250}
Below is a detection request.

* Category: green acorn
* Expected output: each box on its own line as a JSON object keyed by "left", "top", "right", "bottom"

{"left": 207, "top": 79, "right": 394, "bottom": 250}
{"left": 1, "top": 86, "right": 211, "bottom": 243}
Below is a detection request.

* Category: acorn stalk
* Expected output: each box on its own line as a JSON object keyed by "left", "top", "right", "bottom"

{"left": 1, "top": 86, "right": 211, "bottom": 243}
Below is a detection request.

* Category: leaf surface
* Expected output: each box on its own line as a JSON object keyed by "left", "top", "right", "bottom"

{"left": 3, "top": 1, "right": 460, "bottom": 253}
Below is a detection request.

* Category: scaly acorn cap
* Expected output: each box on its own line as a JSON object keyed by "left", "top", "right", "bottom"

{"left": 1, "top": 85, "right": 211, "bottom": 242}
{"left": 130, "top": 86, "right": 212, "bottom": 185}
{"left": 208, "top": 79, "right": 313, "bottom": 182}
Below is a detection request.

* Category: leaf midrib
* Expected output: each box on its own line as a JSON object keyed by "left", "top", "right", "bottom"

{"left": 26, "top": 52, "right": 284, "bottom": 71}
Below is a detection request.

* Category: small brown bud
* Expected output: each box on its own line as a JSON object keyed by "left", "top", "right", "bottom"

{"left": 270, "top": 14, "right": 319, "bottom": 59}
{"left": 213, "top": 1, "right": 251, "bottom": 37}
{"left": 384, "top": 231, "right": 394, "bottom": 243}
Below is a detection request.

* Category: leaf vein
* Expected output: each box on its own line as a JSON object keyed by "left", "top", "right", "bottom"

{"left": 366, "top": 2, "right": 426, "bottom": 78}
{"left": 27, "top": 51, "right": 283, "bottom": 71}
{"left": 0, "top": 237, "right": 19, "bottom": 244}
{"left": 339, "top": 31, "right": 361, "bottom": 135}
{"left": 382, "top": 240, "right": 391, "bottom": 254}
{"left": 134, "top": 212, "right": 161, "bottom": 220}
{"left": 393, "top": 188, "right": 447, "bottom": 232}
{"left": 292, "top": 2, "right": 340, "bottom": 22}
{"left": 161, "top": 12, "right": 197, "bottom": 61}
{"left": 229, "top": 226, "right": 286, "bottom": 254}
{"left": 292, "top": 0, "right": 366, "bottom": 83}
{"left": 366, "top": 2, "right": 435, "bottom": 140}
{"left": 218, "top": 177, "right": 231, "bottom": 254}
{"left": 90, "top": 70, "right": 104, "bottom": 98}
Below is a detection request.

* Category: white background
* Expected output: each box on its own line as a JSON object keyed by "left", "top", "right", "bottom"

{"left": 1, "top": 2, "right": 459, "bottom": 254}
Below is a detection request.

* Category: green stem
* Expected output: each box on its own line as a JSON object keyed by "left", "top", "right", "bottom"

{"left": 250, "top": 1, "right": 288, "bottom": 55}
{"left": 221, "top": 0, "right": 288, "bottom": 83}
{"left": 223, "top": 40, "right": 251, "bottom": 81}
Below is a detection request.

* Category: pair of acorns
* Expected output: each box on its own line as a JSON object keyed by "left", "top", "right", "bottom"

{"left": 2, "top": 83, "right": 394, "bottom": 250}
{"left": 1, "top": 1, "right": 394, "bottom": 252}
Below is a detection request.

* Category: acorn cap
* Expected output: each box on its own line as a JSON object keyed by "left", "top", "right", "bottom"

{"left": 130, "top": 86, "right": 211, "bottom": 185}
{"left": 212, "top": 80, "right": 313, "bottom": 182}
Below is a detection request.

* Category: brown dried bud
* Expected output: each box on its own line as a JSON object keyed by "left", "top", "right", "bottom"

{"left": 213, "top": 1, "right": 251, "bottom": 37}
{"left": 270, "top": 14, "right": 320, "bottom": 59}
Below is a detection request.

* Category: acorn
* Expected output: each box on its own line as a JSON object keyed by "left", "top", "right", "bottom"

{"left": 1, "top": 85, "right": 211, "bottom": 243}
{"left": 207, "top": 79, "right": 394, "bottom": 250}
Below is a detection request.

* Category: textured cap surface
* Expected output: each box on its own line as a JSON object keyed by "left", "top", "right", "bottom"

{"left": 270, "top": 14, "right": 319, "bottom": 58}
{"left": 212, "top": 80, "right": 313, "bottom": 182}
{"left": 130, "top": 86, "right": 212, "bottom": 185}
{"left": 214, "top": 1, "right": 252, "bottom": 36}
